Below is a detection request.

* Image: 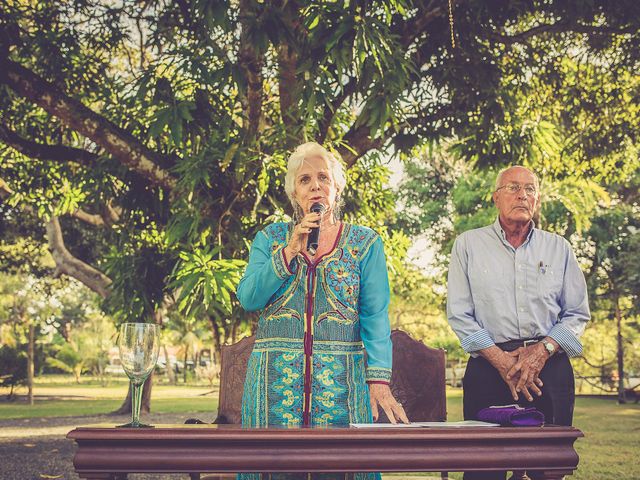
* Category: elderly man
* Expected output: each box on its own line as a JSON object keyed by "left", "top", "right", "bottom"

{"left": 447, "top": 166, "right": 590, "bottom": 480}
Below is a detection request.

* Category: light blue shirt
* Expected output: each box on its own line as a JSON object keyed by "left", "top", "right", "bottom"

{"left": 446, "top": 218, "right": 590, "bottom": 357}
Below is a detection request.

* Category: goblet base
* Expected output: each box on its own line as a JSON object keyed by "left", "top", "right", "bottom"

{"left": 116, "top": 422, "right": 155, "bottom": 428}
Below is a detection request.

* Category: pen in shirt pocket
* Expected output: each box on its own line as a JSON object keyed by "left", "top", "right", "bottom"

{"left": 538, "top": 261, "right": 547, "bottom": 274}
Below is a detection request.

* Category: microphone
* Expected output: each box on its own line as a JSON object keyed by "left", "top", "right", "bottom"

{"left": 307, "top": 202, "right": 325, "bottom": 256}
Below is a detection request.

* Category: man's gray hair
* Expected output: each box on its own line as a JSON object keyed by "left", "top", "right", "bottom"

{"left": 494, "top": 166, "right": 540, "bottom": 191}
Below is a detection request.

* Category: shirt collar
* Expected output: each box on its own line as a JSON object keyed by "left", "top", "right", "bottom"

{"left": 492, "top": 216, "right": 536, "bottom": 247}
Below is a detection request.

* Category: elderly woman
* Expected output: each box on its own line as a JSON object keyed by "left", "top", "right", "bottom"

{"left": 236, "top": 142, "right": 408, "bottom": 478}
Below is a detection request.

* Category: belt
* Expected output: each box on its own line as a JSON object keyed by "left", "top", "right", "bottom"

{"left": 495, "top": 337, "right": 545, "bottom": 352}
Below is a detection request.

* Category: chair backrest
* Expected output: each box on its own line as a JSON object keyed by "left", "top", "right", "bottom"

{"left": 214, "top": 329, "right": 446, "bottom": 424}
{"left": 214, "top": 335, "right": 255, "bottom": 424}
{"left": 377, "top": 329, "right": 447, "bottom": 422}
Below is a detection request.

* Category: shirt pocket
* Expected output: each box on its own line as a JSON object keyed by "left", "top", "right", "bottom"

{"left": 536, "top": 265, "right": 563, "bottom": 299}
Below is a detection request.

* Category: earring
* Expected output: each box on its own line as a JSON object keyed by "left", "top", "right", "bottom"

{"left": 333, "top": 194, "right": 342, "bottom": 221}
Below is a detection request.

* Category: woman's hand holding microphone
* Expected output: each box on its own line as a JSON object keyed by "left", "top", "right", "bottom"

{"left": 283, "top": 211, "right": 321, "bottom": 263}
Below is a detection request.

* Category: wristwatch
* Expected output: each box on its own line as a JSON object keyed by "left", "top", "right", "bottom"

{"left": 542, "top": 340, "right": 556, "bottom": 356}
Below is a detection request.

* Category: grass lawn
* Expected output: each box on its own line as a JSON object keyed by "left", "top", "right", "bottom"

{"left": 0, "top": 376, "right": 218, "bottom": 419}
{"left": 1, "top": 379, "right": 638, "bottom": 479}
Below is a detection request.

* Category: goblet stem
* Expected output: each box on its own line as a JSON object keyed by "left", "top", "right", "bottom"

{"left": 131, "top": 380, "right": 143, "bottom": 427}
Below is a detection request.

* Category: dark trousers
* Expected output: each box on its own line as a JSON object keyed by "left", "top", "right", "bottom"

{"left": 462, "top": 353, "right": 575, "bottom": 480}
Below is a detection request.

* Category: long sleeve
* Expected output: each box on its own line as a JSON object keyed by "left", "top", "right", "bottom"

{"left": 547, "top": 243, "right": 590, "bottom": 357}
{"left": 236, "top": 230, "right": 297, "bottom": 312}
{"left": 446, "top": 236, "right": 496, "bottom": 353}
{"left": 358, "top": 236, "right": 393, "bottom": 383}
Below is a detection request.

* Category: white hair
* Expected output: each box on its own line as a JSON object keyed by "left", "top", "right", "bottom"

{"left": 284, "top": 142, "right": 347, "bottom": 209}
{"left": 494, "top": 165, "right": 540, "bottom": 191}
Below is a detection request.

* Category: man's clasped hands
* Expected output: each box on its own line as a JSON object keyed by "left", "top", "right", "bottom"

{"left": 485, "top": 342, "right": 555, "bottom": 402}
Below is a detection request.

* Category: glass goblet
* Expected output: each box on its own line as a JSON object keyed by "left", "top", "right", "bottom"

{"left": 117, "top": 322, "right": 160, "bottom": 428}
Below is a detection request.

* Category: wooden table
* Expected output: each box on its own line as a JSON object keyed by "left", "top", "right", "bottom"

{"left": 67, "top": 424, "right": 583, "bottom": 479}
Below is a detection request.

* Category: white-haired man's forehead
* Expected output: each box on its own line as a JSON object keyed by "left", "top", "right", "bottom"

{"left": 495, "top": 166, "right": 540, "bottom": 188}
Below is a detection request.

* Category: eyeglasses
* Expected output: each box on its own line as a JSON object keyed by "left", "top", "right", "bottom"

{"left": 496, "top": 183, "right": 538, "bottom": 196}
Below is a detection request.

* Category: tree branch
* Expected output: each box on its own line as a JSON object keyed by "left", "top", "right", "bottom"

{"left": 68, "top": 201, "right": 121, "bottom": 227}
{"left": 0, "top": 58, "right": 176, "bottom": 190}
{"left": 490, "top": 21, "right": 638, "bottom": 45}
{"left": 317, "top": 77, "right": 358, "bottom": 143}
{"left": 69, "top": 209, "right": 106, "bottom": 227}
{"left": 394, "top": 104, "right": 455, "bottom": 136}
{"left": 0, "top": 177, "right": 13, "bottom": 200}
{"left": 338, "top": 103, "right": 454, "bottom": 167}
{"left": 45, "top": 216, "right": 112, "bottom": 298}
{"left": 276, "top": 0, "right": 305, "bottom": 141}
{"left": 278, "top": 42, "right": 300, "bottom": 134}
{"left": 2, "top": 176, "right": 115, "bottom": 294}
{"left": 238, "top": 0, "right": 264, "bottom": 139}
{"left": 338, "top": 125, "right": 384, "bottom": 168}
{"left": 397, "top": 4, "right": 445, "bottom": 49}
{"left": 578, "top": 355, "right": 616, "bottom": 369}
{"left": 1, "top": 123, "right": 130, "bottom": 228}
{"left": 0, "top": 122, "right": 99, "bottom": 166}
{"left": 101, "top": 201, "right": 122, "bottom": 225}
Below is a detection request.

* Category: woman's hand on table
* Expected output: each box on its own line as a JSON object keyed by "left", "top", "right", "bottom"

{"left": 368, "top": 383, "right": 410, "bottom": 424}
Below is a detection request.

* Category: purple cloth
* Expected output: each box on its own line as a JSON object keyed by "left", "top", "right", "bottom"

{"left": 477, "top": 405, "right": 545, "bottom": 426}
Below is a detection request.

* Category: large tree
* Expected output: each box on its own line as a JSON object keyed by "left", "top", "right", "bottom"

{"left": 1, "top": 0, "right": 638, "bottom": 334}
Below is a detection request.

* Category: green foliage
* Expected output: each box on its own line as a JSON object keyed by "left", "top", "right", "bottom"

{"left": 541, "top": 178, "right": 611, "bottom": 236}
{"left": 0, "top": 272, "right": 115, "bottom": 387}
{"left": 393, "top": 145, "right": 462, "bottom": 237}
{"left": 583, "top": 202, "right": 640, "bottom": 307}
{"left": 73, "top": 312, "right": 116, "bottom": 379}
{"left": 450, "top": 170, "right": 497, "bottom": 234}
{"left": 46, "top": 342, "right": 86, "bottom": 383}
{"left": 343, "top": 152, "right": 395, "bottom": 226}
{"left": 574, "top": 316, "right": 640, "bottom": 392}
{"left": 102, "top": 244, "right": 172, "bottom": 322}
{"left": 169, "top": 247, "right": 246, "bottom": 318}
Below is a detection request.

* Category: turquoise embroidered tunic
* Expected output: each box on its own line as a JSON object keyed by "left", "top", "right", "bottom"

{"left": 237, "top": 222, "right": 393, "bottom": 431}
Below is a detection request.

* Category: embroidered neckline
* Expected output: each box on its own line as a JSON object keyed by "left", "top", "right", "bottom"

{"left": 300, "top": 223, "right": 348, "bottom": 266}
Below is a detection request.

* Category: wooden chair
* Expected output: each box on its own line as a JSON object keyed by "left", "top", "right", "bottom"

{"left": 191, "top": 329, "right": 448, "bottom": 479}
{"left": 375, "top": 329, "right": 447, "bottom": 423}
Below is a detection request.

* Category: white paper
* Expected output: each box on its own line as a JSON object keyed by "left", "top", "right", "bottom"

{"left": 350, "top": 422, "right": 423, "bottom": 428}
{"left": 350, "top": 420, "right": 500, "bottom": 428}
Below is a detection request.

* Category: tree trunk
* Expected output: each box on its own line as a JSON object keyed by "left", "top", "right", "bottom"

{"left": 141, "top": 373, "right": 153, "bottom": 412}
{"left": 183, "top": 344, "right": 188, "bottom": 384}
{"left": 27, "top": 323, "right": 35, "bottom": 405}
{"left": 163, "top": 343, "right": 176, "bottom": 385}
{"left": 615, "top": 295, "right": 626, "bottom": 404}
{"left": 208, "top": 314, "right": 223, "bottom": 366}
{"left": 62, "top": 322, "right": 71, "bottom": 342}
{"left": 111, "top": 373, "right": 153, "bottom": 414}
{"left": 231, "top": 318, "right": 239, "bottom": 344}
{"left": 46, "top": 216, "right": 112, "bottom": 298}
{"left": 214, "top": 345, "right": 220, "bottom": 378}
